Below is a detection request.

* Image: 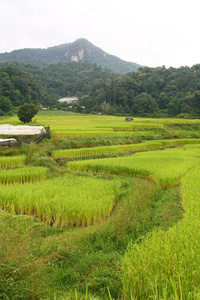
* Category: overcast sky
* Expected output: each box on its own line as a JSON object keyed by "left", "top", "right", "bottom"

{"left": 1, "top": 0, "right": 200, "bottom": 68}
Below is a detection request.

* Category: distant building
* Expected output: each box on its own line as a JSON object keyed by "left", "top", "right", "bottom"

{"left": 58, "top": 97, "right": 78, "bottom": 103}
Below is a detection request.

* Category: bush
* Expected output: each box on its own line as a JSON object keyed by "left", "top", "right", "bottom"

{"left": 18, "top": 103, "right": 38, "bottom": 123}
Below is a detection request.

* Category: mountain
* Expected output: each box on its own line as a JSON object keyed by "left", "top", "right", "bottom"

{"left": 0, "top": 38, "right": 142, "bottom": 74}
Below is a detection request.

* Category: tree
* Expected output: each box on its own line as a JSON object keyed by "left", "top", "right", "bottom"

{"left": 167, "top": 98, "right": 180, "bottom": 116}
{"left": 132, "top": 93, "right": 158, "bottom": 115}
{"left": 0, "top": 96, "right": 13, "bottom": 113}
{"left": 18, "top": 103, "right": 38, "bottom": 124}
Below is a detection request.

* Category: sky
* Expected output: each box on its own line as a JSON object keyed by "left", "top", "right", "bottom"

{"left": 1, "top": 0, "right": 200, "bottom": 68}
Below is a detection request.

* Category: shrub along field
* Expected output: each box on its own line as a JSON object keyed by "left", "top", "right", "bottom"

{"left": 0, "top": 112, "right": 200, "bottom": 299}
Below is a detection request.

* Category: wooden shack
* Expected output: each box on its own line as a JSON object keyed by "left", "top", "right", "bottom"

{"left": 125, "top": 117, "right": 134, "bottom": 121}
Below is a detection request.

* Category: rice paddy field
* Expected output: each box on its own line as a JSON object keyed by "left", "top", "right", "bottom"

{"left": 0, "top": 175, "right": 123, "bottom": 227}
{"left": 122, "top": 161, "right": 200, "bottom": 300}
{"left": 0, "top": 155, "right": 26, "bottom": 168}
{"left": 0, "top": 166, "right": 47, "bottom": 184}
{"left": 1, "top": 111, "right": 200, "bottom": 299}
{"left": 67, "top": 146, "right": 200, "bottom": 189}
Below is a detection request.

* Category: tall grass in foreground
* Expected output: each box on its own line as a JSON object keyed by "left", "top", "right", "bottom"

{"left": 122, "top": 164, "right": 200, "bottom": 299}
{"left": 67, "top": 146, "right": 200, "bottom": 188}
{"left": 0, "top": 176, "right": 123, "bottom": 227}
{"left": 0, "top": 212, "right": 57, "bottom": 300}
{"left": 0, "top": 166, "right": 47, "bottom": 184}
{"left": 0, "top": 155, "right": 26, "bottom": 168}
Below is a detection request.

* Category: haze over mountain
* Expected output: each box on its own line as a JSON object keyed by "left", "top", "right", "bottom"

{"left": 0, "top": 38, "right": 142, "bottom": 74}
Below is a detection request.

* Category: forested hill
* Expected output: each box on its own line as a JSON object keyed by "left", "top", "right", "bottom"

{"left": 0, "top": 39, "right": 141, "bottom": 74}
{"left": 0, "top": 61, "right": 118, "bottom": 112}
{"left": 1, "top": 62, "right": 200, "bottom": 118}
{"left": 77, "top": 65, "right": 200, "bottom": 117}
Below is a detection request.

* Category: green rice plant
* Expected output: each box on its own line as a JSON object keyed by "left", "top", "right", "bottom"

{"left": 52, "top": 141, "right": 162, "bottom": 159}
{"left": 0, "top": 166, "right": 47, "bottom": 184}
{"left": 1, "top": 114, "right": 200, "bottom": 128}
{"left": 122, "top": 163, "right": 200, "bottom": 299}
{"left": 181, "top": 143, "right": 200, "bottom": 149}
{"left": 51, "top": 130, "right": 154, "bottom": 138}
{"left": 0, "top": 155, "right": 26, "bottom": 169}
{"left": 111, "top": 123, "right": 164, "bottom": 130}
{"left": 52, "top": 138, "right": 200, "bottom": 159}
{"left": 0, "top": 175, "right": 124, "bottom": 227}
{"left": 51, "top": 126, "right": 113, "bottom": 132}
{"left": 67, "top": 147, "right": 200, "bottom": 188}
{"left": 51, "top": 130, "right": 114, "bottom": 138}
{"left": 161, "top": 138, "right": 200, "bottom": 146}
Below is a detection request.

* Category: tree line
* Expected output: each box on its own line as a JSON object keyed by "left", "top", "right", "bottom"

{"left": 77, "top": 65, "right": 200, "bottom": 117}
{"left": 0, "top": 62, "right": 118, "bottom": 115}
{"left": 1, "top": 62, "right": 200, "bottom": 118}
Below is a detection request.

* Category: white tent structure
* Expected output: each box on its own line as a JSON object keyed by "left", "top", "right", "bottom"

{"left": 0, "top": 124, "right": 45, "bottom": 135}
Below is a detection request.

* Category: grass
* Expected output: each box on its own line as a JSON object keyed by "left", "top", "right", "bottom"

{"left": 51, "top": 130, "right": 154, "bottom": 138}
{"left": 2, "top": 114, "right": 200, "bottom": 128}
{"left": 0, "top": 175, "right": 183, "bottom": 300}
{"left": 122, "top": 162, "right": 200, "bottom": 299}
{"left": 52, "top": 139, "right": 200, "bottom": 159}
{"left": 0, "top": 211, "right": 58, "bottom": 300}
{"left": 0, "top": 113, "right": 200, "bottom": 299}
{"left": 52, "top": 140, "right": 162, "bottom": 159}
{"left": 0, "top": 166, "right": 47, "bottom": 184}
{"left": 0, "top": 155, "right": 26, "bottom": 168}
{"left": 0, "top": 175, "right": 124, "bottom": 227}
{"left": 67, "top": 146, "right": 200, "bottom": 188}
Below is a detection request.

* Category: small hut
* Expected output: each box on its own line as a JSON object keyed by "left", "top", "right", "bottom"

{"left": 125, "top": 117, "right": 134, "bottom": 121}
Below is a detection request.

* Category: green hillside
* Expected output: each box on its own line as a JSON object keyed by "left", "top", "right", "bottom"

{"left": 0, "top": 39, "right": 142, "bottom": 74}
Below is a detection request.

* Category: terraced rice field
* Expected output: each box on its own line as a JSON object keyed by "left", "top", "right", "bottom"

{"left": 51, "top": 130, "right": 154, "bottom": 138}
{"left": 52, "top": 138, "right": 200, "bottom": 159}
{"left": 0, "top": 166, "right": 47, "bottom": 184}
{"left": 67, "top": 146, "right": 200, "bottom": 188}
{"left": 1, "top": 113, "right": 200, "bottom": 299}
{"left": 122, "top": 154, "right": 200, "bottom": 299}
{"left": 0, "top": 155, "right": 26, "bottom": 168}
{"left": 0, "top": 175, "right": 124, "bottom": 227}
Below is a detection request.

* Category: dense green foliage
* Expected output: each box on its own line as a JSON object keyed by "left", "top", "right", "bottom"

{"left": 78, "top": 65, "right": 200, "bottom": 117}
{"left": 0, "top": 38, "right": 141, "bottom": 74}
{"left": 0, "top": 62, "right": 118, "bottom": 110}
{"left": 1, "top": 60, "right": 200, "bottom": 118}
{"left": 0, "top": 64, "right": 41, "bottom": 111}
{"left": 18, "top": 103, "right": 38, "bottom": 123}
